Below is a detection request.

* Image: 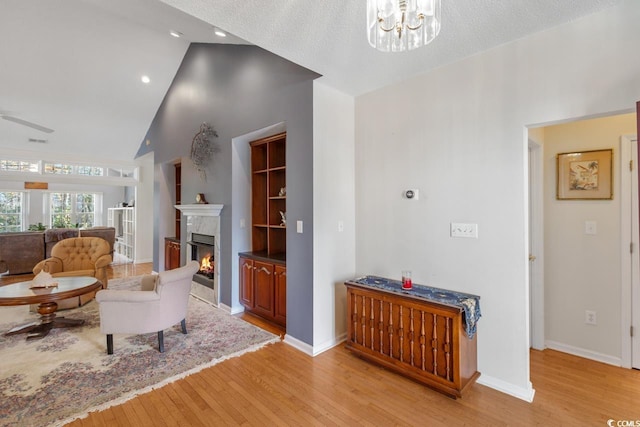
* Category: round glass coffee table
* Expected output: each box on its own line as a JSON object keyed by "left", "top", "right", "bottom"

{"left": 0, "top": 276, "right": 102, "bottom": 339}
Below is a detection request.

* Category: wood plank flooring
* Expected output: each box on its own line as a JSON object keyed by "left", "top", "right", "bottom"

{"left": 66, "top": 343, "right": 640, "bottom": 426}
{"left": 3, "top": 263, "right": 640, "bottom": 425}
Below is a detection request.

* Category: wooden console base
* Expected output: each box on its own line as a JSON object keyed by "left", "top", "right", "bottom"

{"left": 345, "top": 280, "right": 480, "bottom": 399}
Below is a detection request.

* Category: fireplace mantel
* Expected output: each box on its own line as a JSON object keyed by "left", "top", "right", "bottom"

{"left": 175, "top": 204, "right": 223, "bottom": 217}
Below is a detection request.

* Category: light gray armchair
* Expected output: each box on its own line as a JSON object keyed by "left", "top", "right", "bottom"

{"left": 96, "top": 261, "right": 200, "bottom": 354}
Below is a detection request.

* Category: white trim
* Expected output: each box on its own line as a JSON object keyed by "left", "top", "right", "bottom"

{"left": 175, "top": 204, "right": 223, "bottom": 217}
{"left": 620, "top": 135, "right": 633, "bottom": 368}
{"left": 620, "top": 134, "right": 639, "bottom": 369}
{"left": 311, "top": 333, "right": 347, "bottom": 356}
{"left": 476, "top": 376, "right": 536, "bottom": 403}
{"left": 528, "top": 136, "right": 545, "bottom": 350}
{"left": 283, "top": 334, "right": 314, "bottom": 356}
{"left": 545, "top": 340, "right": 622, "bottom": 367}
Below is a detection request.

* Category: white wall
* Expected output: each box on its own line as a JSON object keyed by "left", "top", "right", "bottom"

{"left": 352, "top": 1, "right": 640, "bottom": 400}
{"left": 542, "top": 114, "right": 636, "bottom": 363}
{"left": 312, "top": 82, "right": 356, "bottom": 353}
{"left": 134, "top": 152, "right": 154, "bottom": 263}
{"left": 155, "top": 161, "right": 176, "bottom": 272}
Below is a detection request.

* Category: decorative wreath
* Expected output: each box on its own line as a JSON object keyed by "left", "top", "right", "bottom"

{"left": 190, "top": 123, "right": 219, "bottom": 180}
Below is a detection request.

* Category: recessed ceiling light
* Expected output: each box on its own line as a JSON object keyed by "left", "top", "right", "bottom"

{"left": 214, "top": 29, "right": 227, "bottom": 38}
{"left": 141, "top": 75, "right": 151, "bottom": 84}
{"left": 170, "top": 30, "right": 182, "bottom": 38}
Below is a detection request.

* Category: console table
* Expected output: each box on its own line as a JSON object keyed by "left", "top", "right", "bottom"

{"left": 344, "top": 276, "right": 481, "bottom": 398}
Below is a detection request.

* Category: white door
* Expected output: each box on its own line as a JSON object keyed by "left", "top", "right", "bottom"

{"left": 621, "top": 135, "right": 639, "bottom": 369}
{"left": 632, "top": 137, "right": 640, "bottom": 369}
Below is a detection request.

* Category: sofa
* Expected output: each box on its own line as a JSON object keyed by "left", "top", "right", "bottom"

{"left": 0, "top": 227, "right": 116, "bottom": 275}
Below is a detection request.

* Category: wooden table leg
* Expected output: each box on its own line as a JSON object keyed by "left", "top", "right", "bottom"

{"left": 4, "top": 301, "right": 85, "bottom": 339}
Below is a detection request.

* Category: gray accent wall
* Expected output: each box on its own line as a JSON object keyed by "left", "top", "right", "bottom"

{"left": 136, "top": 43, "right": 320, "bottom": 345}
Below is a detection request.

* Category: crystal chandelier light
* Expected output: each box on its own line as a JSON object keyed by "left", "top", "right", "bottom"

{"left": 367, "top": 0, "right": 441, "bottom": 52}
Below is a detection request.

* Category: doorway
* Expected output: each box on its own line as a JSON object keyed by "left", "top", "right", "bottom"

{"left": 528, "top": 112, "right": 638, "bottom": 367}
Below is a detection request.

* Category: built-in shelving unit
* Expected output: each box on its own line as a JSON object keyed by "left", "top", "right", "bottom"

{"left": 240, "top": 132, "right": 287, "bottom": 328}
{"left": 108, "top": 207, "right": 135, "bottom": 262}
{"left": 250, "top": 132, "right": 286, "bottom": 255}
{"left": 165, "top": 162, "right": 182, "bottom": 271}
{"left": 175, "top": 162, "right": 181, "bottom": 240}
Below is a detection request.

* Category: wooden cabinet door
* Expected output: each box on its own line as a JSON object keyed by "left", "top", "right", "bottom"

{"left": 164, "top": 240, "right": 180, "bottom": 270}
{"left": 169, "top": 242, "right": 180, "bottom": 270}
{"left": 239, "top": 257, "right": 254, "bottom": 308}
{"left": 164, "top": 240, "right": 172, "bottom": 271}
{"left": 253, "top": 261, "right": 274, "bottom": 318}
{"left": 274, "top": 265, "right": 287, "bottom": 326}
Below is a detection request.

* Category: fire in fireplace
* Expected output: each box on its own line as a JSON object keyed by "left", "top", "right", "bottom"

{"left": 199, "top": 253, "right": 214, "bottom": 279}
{"left": 188, "top": 232, "right": 215, "bottom": 288}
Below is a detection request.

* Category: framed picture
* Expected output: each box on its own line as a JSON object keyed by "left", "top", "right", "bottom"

{"left": 556, "top": 149, "right": 613, "bottom": 200}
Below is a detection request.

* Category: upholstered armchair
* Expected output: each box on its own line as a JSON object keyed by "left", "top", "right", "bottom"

{"left": 96, "top": 261, "right": 199, "bottom": 354}
{"left": 32, "top": 237, "right": 112, "bottom": 309}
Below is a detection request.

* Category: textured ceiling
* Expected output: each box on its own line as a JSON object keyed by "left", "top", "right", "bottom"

{"left": 0, "top": 0, "right": 622, "bottom": 161}
{"left": 160, "top": 0, "right": 622, "bottom": 96}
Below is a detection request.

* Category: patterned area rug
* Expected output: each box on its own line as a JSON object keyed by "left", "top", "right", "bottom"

{"left": 0, "top": 276, "right": 279, "bottom": 427}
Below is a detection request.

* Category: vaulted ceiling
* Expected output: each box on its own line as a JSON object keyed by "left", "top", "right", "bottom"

{"left": 0, "top": 0, "right": 622, "bottom": 162}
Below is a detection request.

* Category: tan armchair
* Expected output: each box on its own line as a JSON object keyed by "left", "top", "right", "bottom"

{"left": 33, "top": 237, "right": 112, "bottom": 309}
{"left": 96, "top": 261, "right": 199, "bottom": 354}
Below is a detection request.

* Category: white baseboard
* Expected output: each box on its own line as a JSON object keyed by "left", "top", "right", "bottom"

{"left": 283, "top": 332, "right": 348, "bottom": 356}
{"left": 283, "top": 334, "right": 314, "bottom": 355}
{"left": 311, "top": 333, "right": 347, "bottom": 356}
{"left": 545, "top": 340, "right": 622, "bottom": 367}
{"left": 220, "top": 303, "right": 244, "bottom": 315}
{"left": 476, "top": 376, "right": 536, "bottom": 403}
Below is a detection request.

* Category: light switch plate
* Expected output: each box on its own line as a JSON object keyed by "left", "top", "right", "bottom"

{"left": 297, "top": 220, "right": 303, "bottom": 233}
{"left": 585, "top": 221, "right": 597, "bottom": 235}
{"left": 450, "top": 223, "right": 478, "bottom": 238}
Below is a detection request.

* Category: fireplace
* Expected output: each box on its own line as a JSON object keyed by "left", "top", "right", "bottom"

{"left": 189, "top": 232, "right": 215, "bottom": 288}
{"left": 175, "top": 204, "right": 223, "bottom": 307}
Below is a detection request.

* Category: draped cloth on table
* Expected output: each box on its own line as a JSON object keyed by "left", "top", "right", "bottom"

{"left": 349, "top": 276, "right": 481, "bottom": 339}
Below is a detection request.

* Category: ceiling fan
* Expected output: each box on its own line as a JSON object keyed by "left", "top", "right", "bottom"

{"left": 0, "top": 110, "right": 54, "bottom": 134}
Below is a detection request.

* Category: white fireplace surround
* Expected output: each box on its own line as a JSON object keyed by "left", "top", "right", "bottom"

{"left": 174, "top": 204, "right": 223, "bottom": 217}
{"left": 175, "top": 204, "right": 223, "bottom": 306}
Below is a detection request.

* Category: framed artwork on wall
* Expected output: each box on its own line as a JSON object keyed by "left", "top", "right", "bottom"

{"left": 556, "top": 148, "right": 613, "bottom": 200}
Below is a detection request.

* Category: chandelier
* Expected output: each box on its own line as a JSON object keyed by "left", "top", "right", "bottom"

{"left": 367, "top": 0, "right": 441, "bottom": 52}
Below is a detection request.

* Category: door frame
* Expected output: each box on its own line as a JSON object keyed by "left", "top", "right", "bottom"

{"left": 620, "top": 134, "right": 639, "bottom": 368}
{"left": 528, "top": 137, "right": 545, "bottom": 350}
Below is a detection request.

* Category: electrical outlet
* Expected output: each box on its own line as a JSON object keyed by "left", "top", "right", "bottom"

{"left": 450, "top": 223, "right": 478, "bottom": 238}
{"left": 585, "top": 310, "right": 597, "bottom": 325}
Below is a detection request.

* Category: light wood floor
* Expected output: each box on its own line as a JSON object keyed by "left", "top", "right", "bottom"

{"left": 3, "top": 264, "right": 640, "bottom": 425}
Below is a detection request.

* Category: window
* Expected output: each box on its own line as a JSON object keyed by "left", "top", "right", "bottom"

{"left": 44, "top": 163, "right": 104, "bottom": 176}
{"left": 0, "top": 192, "right": 24, "bottom": 232}
{"left": 0, "top": 160, "right": 38, "bottom": 172}
{"left": 0, "top": 157, "right": 133, "bottom": 181}
{"left": 48, "top": 192, "right": 101, "bottom": 228}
